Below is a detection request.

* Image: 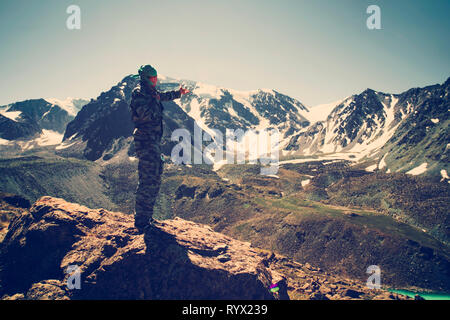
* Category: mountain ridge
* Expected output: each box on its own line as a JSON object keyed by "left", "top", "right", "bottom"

{"left": 0, "top": 76, "right": 448, "bottom": 180}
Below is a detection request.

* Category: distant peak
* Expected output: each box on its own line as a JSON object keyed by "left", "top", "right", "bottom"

{"left": 444, "top": 77, "right": 450, "bottom": 86}
{"left": 255, "top": 88, "right": 275, "bottom": 94}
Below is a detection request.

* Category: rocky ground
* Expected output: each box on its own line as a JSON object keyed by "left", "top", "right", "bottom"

{"left": 0, "top": 192, "right": 30, "bottom": 242}
{"left": 0, "top": 196, "right": 406, "bottom": 300}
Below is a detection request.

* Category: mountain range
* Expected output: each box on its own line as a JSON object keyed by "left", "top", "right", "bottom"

{"left": 1, "top": 74, "right": 446, "bottom": 180}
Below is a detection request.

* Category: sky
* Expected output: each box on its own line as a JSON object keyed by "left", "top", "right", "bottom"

{"left": 0, "top": 0, "right": 449, "bottom": 107}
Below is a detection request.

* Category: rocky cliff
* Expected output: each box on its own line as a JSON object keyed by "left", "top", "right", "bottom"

{"left": 0, "top": 196, "right": 406, "bottom": 300}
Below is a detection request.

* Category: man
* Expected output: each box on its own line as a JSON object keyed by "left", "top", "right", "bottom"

{"left": 129, "top": 64, "right": 190, "bottom": 233}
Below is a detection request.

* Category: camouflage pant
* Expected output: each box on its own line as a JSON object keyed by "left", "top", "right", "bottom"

{"left": 133, "top": 129, "right": 163, "bottom": 228}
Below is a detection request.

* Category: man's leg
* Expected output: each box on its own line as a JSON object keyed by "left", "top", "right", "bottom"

{"left": 134, "top": 138, "right": 163, "bottom": 232}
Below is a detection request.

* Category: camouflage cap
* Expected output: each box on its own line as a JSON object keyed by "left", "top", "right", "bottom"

{"left": 138, "top": 65, "right": 157, "bottom": 78}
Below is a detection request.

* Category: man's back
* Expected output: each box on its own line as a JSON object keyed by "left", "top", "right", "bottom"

{"left": 130, "top": 84, "right": 163, "bottom": 132}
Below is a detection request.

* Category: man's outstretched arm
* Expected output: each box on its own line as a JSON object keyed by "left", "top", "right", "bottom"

{"left": 159, "top": 87, "right": 190, "bottom": 101}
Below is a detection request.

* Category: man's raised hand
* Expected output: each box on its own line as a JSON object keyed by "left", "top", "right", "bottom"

{"left": 180, "top": 87, "right": 190, "bottom": 95}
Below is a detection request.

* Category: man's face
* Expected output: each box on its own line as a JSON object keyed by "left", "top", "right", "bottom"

{"left": 149, "top": 76, "right": 157, "bottom": 87}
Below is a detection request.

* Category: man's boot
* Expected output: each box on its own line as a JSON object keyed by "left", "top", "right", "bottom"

{"left": 134, "top": 213, "right": 155, "bottom": 234}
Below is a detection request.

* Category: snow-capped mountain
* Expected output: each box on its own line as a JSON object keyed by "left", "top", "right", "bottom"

{"left": 284, "top": 78, "right": 449, "bottom": 178}
{"left": 169, "top": 78, "right": 310, "bottom": 138}
{"left": 0, "top": 98, "right": 88, "bottom": 151}
{"left": 285, "top": 89, "right": 401, "bottom": 157}
{"left": 58, "top": 75, "right": 311, "bottom": 162}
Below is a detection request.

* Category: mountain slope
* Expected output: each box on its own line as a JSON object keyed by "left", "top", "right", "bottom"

{"left": 155, "top": 163, "right": 450, "bottom": 292}
{"left": 284, "top": 78, "right": 450, "bottom": 177}
{"left": 0, "top": 155, "right": 116, "bottom": 211}
{"left": 377, "top": 78, "right": 450, "bottom": 176}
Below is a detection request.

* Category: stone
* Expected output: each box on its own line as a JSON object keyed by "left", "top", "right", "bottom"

{"left": 217, "top": 254, "right": 231, "bottom": 262}
{"left": 342, "top": 288, "right": 364, "bottom": 299}
{"left": 310, "top": 292, "right": 329, "bottom": 300}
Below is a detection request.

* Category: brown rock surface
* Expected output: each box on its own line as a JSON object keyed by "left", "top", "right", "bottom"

{"left": 0, "top": 196, "right": 285, "bottom": 299}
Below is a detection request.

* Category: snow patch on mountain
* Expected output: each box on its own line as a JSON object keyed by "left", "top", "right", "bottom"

{"left": 35, "top": 129, "right": 64, "bottom": 146}
{"left": 0, "top": 138, "right": 11, "bottom": 145}
{"left": 406, "top": 163, "right": 428, "bottom": 176}
{"left": 0, "top": 109, "right": 22, "bottom": 122}
{"left": 306, "top": 99, "right": 343, "bottom": 123}
{"left": 192, "top": 82, "right": 223, "bottom": 98}
{"left": 365, "top": 164, "right": 378, "bottom": 172}
{"left": 440, "top": 169, "right": 449, "bottom": 183}
{"left": 45, "top": 97, "right": 88, "bottom": 116}
{"left": 9, "top": 130, "right": 64, "bottom": 151}
{"left": 279, "top": 154, "right": 355, "bottom": 165}
{"left": 55, "top": 140, "right": 77, "bottom": 150}
{"left": 301, "top": 179, "right": 311, "bottom": 186}
{"left": 378, "top": 152, "right": 388, "bottom": 169}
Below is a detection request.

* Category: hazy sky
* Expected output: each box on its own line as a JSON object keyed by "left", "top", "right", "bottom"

{"left": 0, "top": 0, "right": 449, "bottom": 107}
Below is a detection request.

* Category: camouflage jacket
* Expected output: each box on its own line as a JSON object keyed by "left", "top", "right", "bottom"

{"left": 129, "top": 80, "right": 181, "bottom": 131}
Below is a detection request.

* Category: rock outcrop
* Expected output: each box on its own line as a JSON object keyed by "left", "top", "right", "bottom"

{"left": 0, "top": 192, "right": 30, "bottom": 242}
{"left": 0, "top": 196, "right": 286, "bottom": 300}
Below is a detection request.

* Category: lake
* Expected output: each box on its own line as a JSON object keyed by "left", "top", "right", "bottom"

{"left": 389, "top": 289, "right": 450, "bottom": 300}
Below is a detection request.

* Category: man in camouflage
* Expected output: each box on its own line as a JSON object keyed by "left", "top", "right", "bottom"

{"left": 129, "top": 64, "right": 189, "bottom": 233}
